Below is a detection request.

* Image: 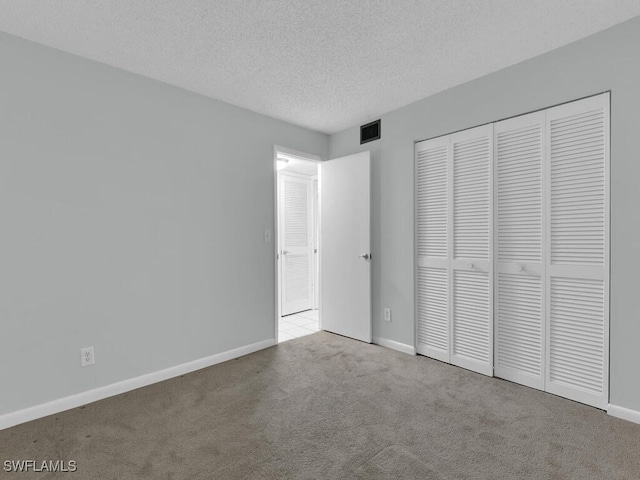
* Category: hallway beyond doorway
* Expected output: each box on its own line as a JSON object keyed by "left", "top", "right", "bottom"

{"left": 278, "top": 309, "right": 319, "bottom": 342}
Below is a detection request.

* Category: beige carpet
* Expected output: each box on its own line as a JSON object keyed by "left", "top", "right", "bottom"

{"left": 2, "top": 332, "right": 640, "bottom": 479}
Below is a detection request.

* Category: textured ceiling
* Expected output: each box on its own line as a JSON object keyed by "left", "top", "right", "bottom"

{"left": 0, "top": 1, "right": 639, "bottom": 134}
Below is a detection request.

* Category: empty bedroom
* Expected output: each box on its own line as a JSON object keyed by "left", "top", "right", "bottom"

{"left": 1, "top": 1, "right": 640, "bottom": 479}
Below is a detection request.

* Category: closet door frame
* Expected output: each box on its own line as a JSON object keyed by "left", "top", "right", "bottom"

{"left": 414, "top": 92, "right": 610, "bottom": 410}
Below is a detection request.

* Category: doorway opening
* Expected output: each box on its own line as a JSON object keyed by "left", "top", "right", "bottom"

{"left": 274, "top": 147, "right": 321, "bottom": 343}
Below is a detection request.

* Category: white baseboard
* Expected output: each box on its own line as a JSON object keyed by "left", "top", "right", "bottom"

{"left": 608, "top": 404, "right": 640, "bottom": 425}
{"left": 0, "top": 338, "right": 276, "bottom": 431}
{"left": 373, "top": 336, "right": 416, "bottom": 356}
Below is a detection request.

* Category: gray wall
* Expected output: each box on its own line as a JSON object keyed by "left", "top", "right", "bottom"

{"left": 0, "top": 33, "right": 328, "bottom": 416}
{"left": 330, "top": 16, "right": 640, "bottom": 413}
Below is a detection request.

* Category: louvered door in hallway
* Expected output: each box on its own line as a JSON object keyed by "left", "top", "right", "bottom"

{"left": 279, "top": 173, "right": 314, "bottom": 316}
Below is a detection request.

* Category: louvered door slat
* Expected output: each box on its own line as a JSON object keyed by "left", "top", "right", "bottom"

{"left": 549, "top": 104, "right": 606, "bottom": 267}
{"left": 285, "top": 255, "right": 310, "bottom": 303}
{"left": 496, "top": 273, "right": 543, "bottom": 379}
{"left": 549, "top": 277, "right": 604, "bottom": 392}
{"left": 453, "top": 271, "right": 490, "bottom": 365}
{"left": 450, "top": 125, "right": 493, "bottom": 376}
{"left": 417, "top": 142, "right": 448, "bottom": 258}
{"left": 285, "top": 180, "right": 309, "bottom": 246}
{"left": 545, "top": 93, "right": 609, "bottom": 409}
{"left": 416, "top": 267, "right": 448, "bottom": 361}
{"left": 415, "top": 136, "right": 450, "bottom": 361}
{"left": 453, "top": 135, "right": 491, "bottom": 260}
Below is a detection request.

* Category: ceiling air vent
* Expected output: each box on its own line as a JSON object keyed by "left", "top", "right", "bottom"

{"left": 360, "top": 119, "right": 381, "bottom": 144}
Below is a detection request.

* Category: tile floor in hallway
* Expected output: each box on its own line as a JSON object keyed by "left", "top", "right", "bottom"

{"left": 279, "top": 309, "right": 320, "bottom": 342}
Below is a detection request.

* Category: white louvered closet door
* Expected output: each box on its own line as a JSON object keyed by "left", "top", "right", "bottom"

{"left": 450, "top": 125, "right": 494, "bottom": 376}
{"left": 280, "top": 173, "right": 314, "bottom": 316}
{"left": 494, "top": 112, "right": 546, "bottom": 390}
{"left": 415, "top": 135, "right": 450, "bottom": 362}
{"left": 545, "top": 93, "right": 610, "bottom": 409}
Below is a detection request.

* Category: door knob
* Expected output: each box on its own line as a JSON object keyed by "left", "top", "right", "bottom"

{"left": 358, "top": 253, "right": 370, "bottom": 260}
{"left": 467, "top": 262, "right": 474, "bottom": 269}
{"left": 282, "top": 250, "right": 289, "bottom": 255}
{"left": 516, "top": 264, "right": 524, "bottom": 272}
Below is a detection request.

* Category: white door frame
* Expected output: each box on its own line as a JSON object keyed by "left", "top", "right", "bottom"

{"left": 274, "top": 146, "right": 322, "bottom": 343}
{"left": 312, "top": 176, "right": 319, "bottom": 310}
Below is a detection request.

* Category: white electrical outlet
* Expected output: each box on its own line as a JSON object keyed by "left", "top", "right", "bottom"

{"left": 384, "top": 308, "right": 392, "bottom": 322}
{"left": 81, "top": 347, "right": 95, "bottom": 367}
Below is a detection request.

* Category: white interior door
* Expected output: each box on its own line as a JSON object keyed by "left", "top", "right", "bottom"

{"left": 494, "top": 111, "right": 546, "bottom": 390}
{"left": 320, "top": 151, "right": 371, "bottom": 343}
{"left": 313, "top": 178, "right": 319, "bottom": 310}
{"left": 450, "top": 125, "right": 494, "bottom": 376}
{"left": 416, "top": 135, "right": 450, "bottom": 362}
{"left": 280, "top": 173, "right": 314, "bottom": 316}
{"left": 545, "top": 93, "right": 609, "bottom": 409}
